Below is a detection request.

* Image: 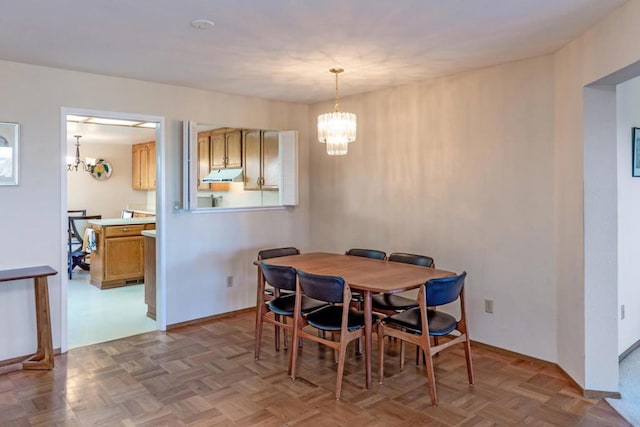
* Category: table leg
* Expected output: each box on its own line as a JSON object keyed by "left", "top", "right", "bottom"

{"left": 23, "top": 276, "right": 54, "bottom": 369}
{"left": 364, "top": 289, "right": 372, "bottom": 389}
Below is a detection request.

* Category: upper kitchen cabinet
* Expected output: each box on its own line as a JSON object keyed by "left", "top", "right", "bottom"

{"left": 243, "top": 130, "right": 279, "bottom": 191}
{"left": 211, "top": 129, "right": 242, "bottom": 169}
{"left": 197, "top": 131, "right": 211, "bottom": 190}
{"left": 132, "top": 141, "right": 155, "bottom": 191}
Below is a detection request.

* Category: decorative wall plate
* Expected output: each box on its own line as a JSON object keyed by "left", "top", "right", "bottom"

{"left": 90, "top": 159, "right": 112, "bottom": 180}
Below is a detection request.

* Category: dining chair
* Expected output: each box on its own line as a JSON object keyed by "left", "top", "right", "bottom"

{"left": 377, "top": 272, "right": 473, "bottom": 406}
{"left": 68, "top": 215, "right": 102, "bottom": 279}
{"left": 254, "top": 262, "right": 326, "bottom": 364}
{"left": 372, "top": 252, "right": 435, "bottom": 314}
{"left": 291, "top": 269, "right": 375, "bottom": 399}
{"left": 344, "top": 248, "right": 387, "bottom": 260}
{"left": 257, "top": 247, "right": 300, "bottom": 351}
{"left": 343, "top": 248, "right": 386, "bottom": 354}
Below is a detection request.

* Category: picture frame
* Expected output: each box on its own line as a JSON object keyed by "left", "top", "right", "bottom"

{"left": 0, "top": 122, "right": 19, "bottom": 186}
{"left": 634, "top": 127, "right": 640, "bottom": 177}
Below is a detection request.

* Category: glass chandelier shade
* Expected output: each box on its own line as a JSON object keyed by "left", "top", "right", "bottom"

{"left": 317, "top": 68, "right": 356, "bottom": 155}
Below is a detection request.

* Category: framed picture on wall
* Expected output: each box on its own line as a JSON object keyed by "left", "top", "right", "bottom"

{"left": 0, "top": 122, "right": 19, "bottom": 186}
{"left": 634, "top": 127, "right": 640, "bottom": 177}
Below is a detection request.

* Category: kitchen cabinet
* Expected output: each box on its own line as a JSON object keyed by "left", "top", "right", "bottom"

{"left": 143, "top": 231, "right": 156, "bottom": 320}
{"left": 132, "top": 141, "right": 155, "bottom": 190}
{"left": 89, "top": 219, "right": 155, "bottom": 289}
{"left": 211, "top": 129, "right": 242, "bottom": 169}
{"left": 243, "top": 130, "right": 279, "bottom": 191}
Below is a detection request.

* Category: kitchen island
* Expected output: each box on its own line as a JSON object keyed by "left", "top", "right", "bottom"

{"left": 88, "top": 218, "right": 155, "bottom": 289}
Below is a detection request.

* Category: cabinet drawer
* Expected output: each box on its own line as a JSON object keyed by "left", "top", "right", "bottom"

{"left": 104, "top": 224, "right": 145, "bottom": 237}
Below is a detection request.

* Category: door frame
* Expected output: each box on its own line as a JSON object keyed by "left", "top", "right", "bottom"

{"left": 60, "top": 107, "right": 167, "bottom": 352}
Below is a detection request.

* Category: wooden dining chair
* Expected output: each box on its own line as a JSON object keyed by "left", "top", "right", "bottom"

{"left": 377, "top": 272, "right": 473, "bottom": 406}
{"left": 257, "top": 247, "right": 301, "bottom": 351}
{"left": 254, "top": 262, "right": 327, "bottom": 365}
{"left": 344, "top": 248, "right": 386, "bottom": 260}
{"left": 372, "top": 252, "right": 434, "bottom": 314}
{"left": 291, "top": 269, "right": 375, "bottom": 399}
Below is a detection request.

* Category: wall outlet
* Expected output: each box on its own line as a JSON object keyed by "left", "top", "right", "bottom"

{"left": 484, "top": 299, "right": 494, "bottom": 314}
{"left": 621, "top": 304, "right": 625, "bottom": 320}
{"left": 226, "top": 275, "right": 234, "bottom": 288}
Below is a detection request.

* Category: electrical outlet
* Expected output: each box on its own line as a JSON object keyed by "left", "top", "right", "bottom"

{"left": 484, "top": 299, "right": 494, "bottom": 314}
{"left": 621, "top": 304, "right": 625, "bottom": 320}
{"left": 226, "top": 275, "right": 234, "bottom": 288}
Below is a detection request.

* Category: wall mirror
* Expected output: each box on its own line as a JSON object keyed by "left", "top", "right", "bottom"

{"left": 183, "top": 121, "right": 298, "bottom": 210}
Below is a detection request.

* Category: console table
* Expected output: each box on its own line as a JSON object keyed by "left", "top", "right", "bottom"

{"left": 0, "top": 265, "right": 58, "bottom": 369}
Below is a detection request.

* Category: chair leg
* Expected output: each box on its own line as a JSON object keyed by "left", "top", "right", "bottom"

{"left": 423, "top": 343, "right": 438, "bottom": 406}
{"left": 282, "top": 316, "right": 288, "bottom": 350}
{"left": 400, "top": 340, "right": 405, "bottom": 370}
{"left": 290, "top": 324, "right": 300, "bottom": 379}
{"left": 415, "top": 345, "right": 420, "bottom": 366}
{"left": 463, "top": 337, "right": 474, "bottom": 385}
{"left": 254, "top": 310, "right": 264, "bottom": 361}
{"left": 274, "top": 314, "right": 281, "bottom": 352}
{"left": 335, "top": 336, "right": 348, "bottom": 400}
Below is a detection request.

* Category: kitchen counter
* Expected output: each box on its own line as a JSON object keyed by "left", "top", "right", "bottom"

{"left": 88, "top": 219, "right": 156, "bottom": 289}
{"left": 89, "top": 217, "right": 155, "bottom": 227}
{"left": 141, "top": 229, "right": 156, "bottom": 238}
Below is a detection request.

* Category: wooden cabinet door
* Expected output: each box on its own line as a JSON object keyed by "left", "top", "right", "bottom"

{"left": 132, "top": 144, "right": 142, "bottom": 190}
{"left": 262, "top": 131, "right": 279, "bottom": 190}
{"left": 197, "top": 132, "right": 211, "bottom": 190}
{"left": 210, "top": 132, "right": 226, "bottom": 169}
{"left": 226, "top": 130, "right": 242, "bottom": 168}
{"left": 243, "top": 130, "right": 261, "bottom": 190}
{"left": 103, "top": 236, "right": 144, "bottom": 281}
{"left": 139, "top": 145, "right": 149, "bottom": 190}
{"left": 147, "top": 142, "right": 156, "bottom": 190}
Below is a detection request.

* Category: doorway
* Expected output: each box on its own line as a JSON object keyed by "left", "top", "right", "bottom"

{"left": 61, "top": 108, "right": 165, "bottom": 352}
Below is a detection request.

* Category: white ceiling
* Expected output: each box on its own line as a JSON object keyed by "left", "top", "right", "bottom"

{"left": 0, "top": 0, "right": 627, "bottom": 104}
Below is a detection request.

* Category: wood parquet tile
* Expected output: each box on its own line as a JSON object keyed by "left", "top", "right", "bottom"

{"left": 0, "top": 311, "right": 631, "bottom": 426}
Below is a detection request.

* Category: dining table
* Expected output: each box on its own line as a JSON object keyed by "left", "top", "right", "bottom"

{"left": 256, "top": 252, "right": 456, "bottom": 388}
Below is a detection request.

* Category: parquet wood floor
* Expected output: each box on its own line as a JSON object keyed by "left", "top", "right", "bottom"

{"left": 0, "top": 311, "right": 630, "bottom": 426}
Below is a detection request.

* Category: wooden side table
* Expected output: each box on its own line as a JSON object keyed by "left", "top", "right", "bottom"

{"left": 0, "top": 266, "right": 58, "bottom": 369}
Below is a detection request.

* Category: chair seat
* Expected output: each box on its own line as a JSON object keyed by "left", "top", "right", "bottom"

{"left": 372, "top": 294, "right": 419, "bottom": 311}
{"left": 306, "top": 305, "right": 377, "bottom": 332}
{"left": 267, "top": 294, "right": 327, "bottom": 316}
{"left": 382, "top": 307, "right": 457, "bottom": 336}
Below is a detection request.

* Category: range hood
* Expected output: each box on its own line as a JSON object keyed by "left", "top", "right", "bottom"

{"left": 202, "top": 168, "right": 243, "bottom": 183}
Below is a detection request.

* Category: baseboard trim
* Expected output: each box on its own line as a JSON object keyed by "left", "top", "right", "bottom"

{"left": 619, "top": 338, "right": 640, "bottom": 363}
{"left": 471, "top": 340, "right": 621, "bottom": 399}
{"left": 167, "top": 307, "right": 256, "bottom": 330}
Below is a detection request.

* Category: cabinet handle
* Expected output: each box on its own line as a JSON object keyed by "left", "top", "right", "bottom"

{"left": 121, "top": 227, "right": 130, "bottom": 232}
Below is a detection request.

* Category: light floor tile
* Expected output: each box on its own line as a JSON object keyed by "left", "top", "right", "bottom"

{"left": 68, "top": 270, "right": 157, "bottom": 349}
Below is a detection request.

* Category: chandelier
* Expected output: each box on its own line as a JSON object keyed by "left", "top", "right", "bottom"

{"left": 317, "top": 68, "right": 356, "bottom": 155}
{"left": 67, "top": 135, "right": 96, "bottom": 172}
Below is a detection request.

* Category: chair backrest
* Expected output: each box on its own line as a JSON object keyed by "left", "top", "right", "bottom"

{"left": 345, "top": 248, "right": 386, "bottom": 260}
{"left": 67, "top": 209, "right": 87, "bottom": 216}
{"left": 259, "top": 262, "right": 297, "bottom": 291}
{"left": 297, "top": 269, "right": 347, "bottom": 303}
{"left": 68, "top": 215, "right": 102, "bottom": 251}
{"left": 257, "top": 247, "right": 300, "bottom": 260}
{"left": 121, "top": 209, "right": 134, "bottom": 218}
{"left": 388, "top": 252, "right": 434, "bottom": 268}
{"left": 425, "top": 272, "right": 467, "bottom": 307}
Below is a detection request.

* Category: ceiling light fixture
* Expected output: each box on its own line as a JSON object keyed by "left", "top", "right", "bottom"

{"left": 317, "top": 67, "right": 356, "bottom": 156}
{"left": 67, "top": 135, "right": 96, "bottom": 173}
{"left": 191, "top": 19, "right": 215, "bottom": 30}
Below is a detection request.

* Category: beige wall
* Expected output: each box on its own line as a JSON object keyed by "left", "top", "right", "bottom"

{"left": 554, "top": 0, "right": 640, "bottom": 392}
{"left": 67, "top": 142, "right": 150, "bottom": 218}
{"left": 0, "top": 60, "right": 310, "bottom": 360}
{"left": 309, "top": 55, "right": 557, "bottom": 361}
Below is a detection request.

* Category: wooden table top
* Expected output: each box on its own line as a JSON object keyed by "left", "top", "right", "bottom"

{"left": 259, "top": 252, "right": 455, "bottom": 294}
{"left": 0, "top": 266, "right": 58, "bottom": 283}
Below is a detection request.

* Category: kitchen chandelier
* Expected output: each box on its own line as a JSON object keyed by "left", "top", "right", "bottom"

{"left": 317, "top": 68, "right": 356, "bottom": 155}
{"left": 67, "top": 135, "right": 96, "bottom": 172}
